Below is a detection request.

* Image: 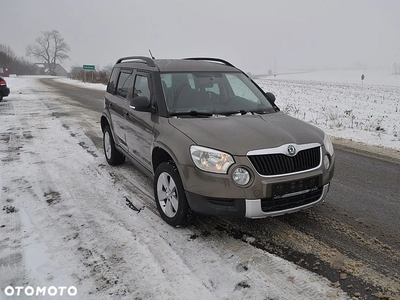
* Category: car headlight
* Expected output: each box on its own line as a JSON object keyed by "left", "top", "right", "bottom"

{"left": 324, "top": 134, "right": 334, "bottom": 156}
{"left": 190, "top": 146, "right": 234, "bottom": 174}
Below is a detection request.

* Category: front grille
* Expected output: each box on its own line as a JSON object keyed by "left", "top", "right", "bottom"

{"left": 248, "top": 147, "right": 320, "bottom": 176}
{"left": 261, "top": 187, "right": 323, "bottom": 213}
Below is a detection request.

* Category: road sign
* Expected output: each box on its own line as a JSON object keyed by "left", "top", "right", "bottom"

{"left": 83, "top": 65, "right": 95, "bottom": 70}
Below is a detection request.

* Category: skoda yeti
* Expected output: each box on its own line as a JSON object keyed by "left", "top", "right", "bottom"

{"left": 101, "top": 56, "right": 335, "bottom": 227}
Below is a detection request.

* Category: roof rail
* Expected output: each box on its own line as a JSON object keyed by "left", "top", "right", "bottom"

{"left": 116, "top": 56, "right": 155, "bottom": 67}
{"left": 183, "top": 57, "right": 235, "bottom": 68}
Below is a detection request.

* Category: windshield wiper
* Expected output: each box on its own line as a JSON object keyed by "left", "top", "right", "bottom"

{"left": 220, "top": 110, "right": 248, "bottom": 116}
{"left": 170, "top": 110, "right": 213, "bottom": 117}
{"left": 249, "top": 109, "right": 268, "bottom": 115}
{"left": 221, "top": 109, "right": 267, "bottom": 116}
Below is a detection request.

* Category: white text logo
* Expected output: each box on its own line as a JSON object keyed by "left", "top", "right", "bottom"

{"left": 4, "top": 286, "right": 77, "bottom": 297}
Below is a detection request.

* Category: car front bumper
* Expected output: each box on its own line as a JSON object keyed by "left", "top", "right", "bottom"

{"left": 244, "top": 183, "right": 329, "bottom": 218}
{"left": 185, "top": 183, "right": 330, "bottom": 218}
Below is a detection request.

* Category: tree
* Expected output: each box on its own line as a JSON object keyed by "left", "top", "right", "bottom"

{"left": 0, "top": 44, "right": 17, "bottom": 61}
{"left": 0, "top": 44, "right": 36, "bottom": 75}
{"left": 26, "top": 30, "right": 70, "bottom": 75}
{"left": 102, "top": 64, "right": 114, "bottom": 77}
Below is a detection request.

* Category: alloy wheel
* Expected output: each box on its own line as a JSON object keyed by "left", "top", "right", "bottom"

{"left": 157, "top": 172, "right": 179, "bottom": 218}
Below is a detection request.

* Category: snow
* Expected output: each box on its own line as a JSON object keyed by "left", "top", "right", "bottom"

{"left": 255, "top": 70, "right": 400, "bottom": 152}
{"left": 0, "top": 76, "right": 348, "bottom": 299}
{"left": 54, "top": 77, "right": 108, "bottom": 91}
{"left": 260, "top": 69, "right": 400, "bottom": 87}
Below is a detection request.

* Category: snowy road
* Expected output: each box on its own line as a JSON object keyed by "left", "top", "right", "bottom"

{"left": 1, "top": 76, "right": 399, "bottom": 299}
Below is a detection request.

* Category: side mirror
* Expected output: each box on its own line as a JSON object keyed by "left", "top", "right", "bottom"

{"left": 265, "top": 92, "right": 276, "bottom": 104}
{"left": 130, "top": 96, "right": 151, "bottom": 112}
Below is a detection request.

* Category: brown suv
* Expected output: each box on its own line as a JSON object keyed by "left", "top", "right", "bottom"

{"left": 101, "top": 56, "right": 335, "bottom": 226}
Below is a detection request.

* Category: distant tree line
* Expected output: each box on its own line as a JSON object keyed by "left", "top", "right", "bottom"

{"left": 69, "top": 64, "right": 113, "bottom": 84}
{"left": 0, "top": 44, "right": 36, "bottom": 75}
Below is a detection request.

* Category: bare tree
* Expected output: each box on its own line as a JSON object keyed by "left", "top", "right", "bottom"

{"left": 102, "top": 64, "right": 114, "bottom": 77}
{"left": 0, "top": 44, "right": 17, "bottom": 60}
{"left": 26, "top": 30, "right": 70, "bottom": 75}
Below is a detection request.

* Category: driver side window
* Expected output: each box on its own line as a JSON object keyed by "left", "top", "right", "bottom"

{"left": 225, "top": 74, "right": 259, "bottom": 103}
{"left": 134, "top": 74, "right": 151, "bottom": 99}
{"left": 116, "top": 70, "right": 133, "bottom": 98}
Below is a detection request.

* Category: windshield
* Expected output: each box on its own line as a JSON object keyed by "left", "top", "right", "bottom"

{"left": 160, "top": 72, "right": 275, "bottom": 116}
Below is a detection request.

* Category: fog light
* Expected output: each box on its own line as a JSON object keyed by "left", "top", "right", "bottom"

{"left": 324, "top": 155, "right": 330, "bottom": 170}
{"left": 232, "top": 167, "right": 250, "bottom": 186}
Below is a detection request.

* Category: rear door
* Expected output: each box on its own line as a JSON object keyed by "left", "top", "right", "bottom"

{"left": 105, "top": 68, "right": 133, "bottom": 151}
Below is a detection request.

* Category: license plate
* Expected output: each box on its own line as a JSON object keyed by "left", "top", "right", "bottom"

{"left": 272, "top": 176, "right": 319, "bottom": 199}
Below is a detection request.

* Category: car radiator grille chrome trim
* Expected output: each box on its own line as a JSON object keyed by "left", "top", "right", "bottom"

{"left": 247, "top": 143, "right": 322, "bottom": 177}
{"left": 244, "top": 183, "right": 329, "bottom": 219}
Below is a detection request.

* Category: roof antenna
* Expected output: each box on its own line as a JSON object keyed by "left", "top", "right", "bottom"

{"left": 148, "top": 49, "right": 155, "bottom": 59}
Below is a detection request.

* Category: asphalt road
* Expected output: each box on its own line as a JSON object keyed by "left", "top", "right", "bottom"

{"left": 41, "top": 78, "right": 106, "bottom": 113}
{"left": 41, "top": 78, "right": 400, "bottom": 297}
{"left": 330, "top": 146, "right": 400, "bottom": 244}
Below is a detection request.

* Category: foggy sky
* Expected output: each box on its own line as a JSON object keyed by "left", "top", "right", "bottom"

{"left": 2, "top": 0, "right": 400, "bottom": 73}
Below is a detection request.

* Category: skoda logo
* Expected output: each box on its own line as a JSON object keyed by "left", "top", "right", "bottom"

{"left": 287, "top": 145, "right": 296, "bottom": 156}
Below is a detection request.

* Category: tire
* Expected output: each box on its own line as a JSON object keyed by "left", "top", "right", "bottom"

{"left": 103, "top": 125, "right": 125, "bottom": 165}
{"left": 0, "top": 94, "right": 3, "bottom": 102}
{"left": 154, "top": 162, "right": 189, "bottom": 227}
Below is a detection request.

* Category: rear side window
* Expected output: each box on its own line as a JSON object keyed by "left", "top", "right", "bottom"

{"left": 116, "top": 70, "right": 133, "bottom": 98}
{"left": 107, "top": 67, "right": 120, "bottom": 94}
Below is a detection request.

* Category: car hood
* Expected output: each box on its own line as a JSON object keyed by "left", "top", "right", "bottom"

{"left": 168, "top": 112, "right": 324, "bottom": 155}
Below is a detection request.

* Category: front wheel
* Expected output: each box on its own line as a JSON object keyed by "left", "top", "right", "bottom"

{"left": 154, "top": 162, "right": 189, "bottom": 227}
{"left": 103, "top": 125, "right": 125, "bottom": 165}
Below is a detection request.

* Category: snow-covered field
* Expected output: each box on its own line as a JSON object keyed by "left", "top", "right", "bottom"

{"left": 255, "top": 70, "right": 400, "bottom": 152}
{"left": 0, "top": 77, "right": 348, "bottom": 299}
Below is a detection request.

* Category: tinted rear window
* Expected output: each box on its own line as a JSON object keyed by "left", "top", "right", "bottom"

{"left": 107, "top": 67, "right": 120, "bottom": 94}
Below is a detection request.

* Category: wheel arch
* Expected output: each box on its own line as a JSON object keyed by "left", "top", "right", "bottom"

{"left": 152, "top": 147, "right": 175, "bottom": 173}
{"left": 101, "top": 115, "right": 110, "bottom": 133}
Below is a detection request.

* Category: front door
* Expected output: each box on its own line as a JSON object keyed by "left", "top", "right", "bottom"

{"left": 125, "top": 72, "right": 155, "bottom": 171}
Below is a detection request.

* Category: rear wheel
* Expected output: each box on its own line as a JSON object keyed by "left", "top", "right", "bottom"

{"left": 0, "top": 94, "right": 3, "bottom": 102}
{"left": 103, "top": 125, "right": 125, "bottom": 165}
{"left": 154, "top": 162, "right": 189, "bottom": 227}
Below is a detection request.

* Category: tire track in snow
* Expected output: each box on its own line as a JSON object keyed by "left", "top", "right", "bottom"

{"left": 0, "top": 99, "right": 32, "bottom": 293}
{"left": 0, "top": 91, "right": 215, "bottom": 299}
